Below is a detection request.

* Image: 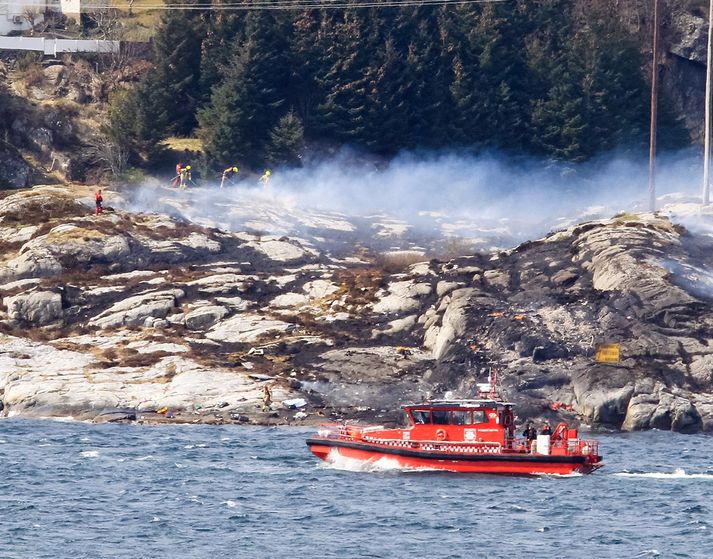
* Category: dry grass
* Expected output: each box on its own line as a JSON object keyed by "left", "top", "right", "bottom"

{"left": 40, "top": 265, "right": 112, "bottom": 289}
{"left": 434, "top": 236, "right": 475, "bottom": 260}
{"left": 374, "top": 251, "right": 426, "bottom": 274}
{"left": 613, "top": 212, "right": 642, "bottom": 222}
{"left": 121, "top": 15, "right": 163, "bottom": 40}
{"left": 23, "top": 65, "right": 45, "bottom": 88}
{"left": 331, "top": 268, "right": 384, "bottom": 307}
{"left": 0, "top": 323, "right": 59, "bottom": 342}
{"left": 0, "top": 239, "right": 24, "bottom": 259}
{"left": 161, "top": 137, "right": 203, "bottom": 153}
{"left": 0, "top": 191, "right": 88, "bottom": 225}
{"left": 93, "top": 346, "right": 172, "bottom": 371}
{"left": 45, "top": 227, "right": 107, "bottom": 244}
{"left": 45, "top": 98, "right": 82, "bottom": 117}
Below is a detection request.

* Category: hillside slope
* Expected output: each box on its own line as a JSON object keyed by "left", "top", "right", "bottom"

{"left": 2, "top": 186, "right": 713, "bottom": 431}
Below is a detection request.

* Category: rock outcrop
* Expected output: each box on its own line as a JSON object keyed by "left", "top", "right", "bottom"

{"left": 0, "top": 141, "right": 30, "bottom": 189}
{"left": 3, "top": 186, "right": 713, "bottom": 432}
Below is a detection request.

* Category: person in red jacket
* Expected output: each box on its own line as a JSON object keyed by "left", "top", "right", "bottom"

{"left": 171, "top": 162, "right": 183, "bottom": 188}
{"left": 95, "top": 190, "right": 103, "bottom": 214}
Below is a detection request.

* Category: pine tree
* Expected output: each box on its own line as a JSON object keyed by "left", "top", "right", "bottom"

{"left": 199, "top": 8, "right": 248, "bottom": 104}
{"left": 290, "top": 8, "right": 330, "bottom": 135}
{"left": 144, "top": 0, "right": 204, "bottom": 136}
{"left": 108, "top": 80, "right": 167, "bottom": 160}
{"left": 197, "top": 10, "right": 291, "bottom": 169}
{"left": 314, "top": 8, "right": 373, "bottom": 144}
{"left": 409, "top": 6, "right": 453, "bottom": 148}
{"left": 531, "top": 78, "right": 588, "bottom": 160}
{"left": 196, "top": 57, "right": 249, "bottom": 170}
{"left": 267, "top": 110, "right": 305, "bottom": 166}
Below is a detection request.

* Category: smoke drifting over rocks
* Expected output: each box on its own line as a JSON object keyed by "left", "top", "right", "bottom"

{"left": 125, "top": 148, "right": 705, "bottom": 252}
{"left": 4, "top": 165, "right": 713, "bottom": 431}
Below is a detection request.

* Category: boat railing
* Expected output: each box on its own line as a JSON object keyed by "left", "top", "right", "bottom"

{"left": 316, "top": 424, "right": 383, "bottom": 441}
{"left": 507, "top": 437, "right": 599, "bottom": 457}
{"left": 362, "top": 436, "right": 503, "bottom": 454}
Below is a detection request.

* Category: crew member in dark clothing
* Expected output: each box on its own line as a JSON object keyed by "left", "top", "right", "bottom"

{"left": 522, "top": 423, "right": 537, "bottom": 440}
{"left": 541, "top": 423, "right": 552, "bottom": 436}
{"left": 522, "top": 423, "right": 537, "bottom": 452}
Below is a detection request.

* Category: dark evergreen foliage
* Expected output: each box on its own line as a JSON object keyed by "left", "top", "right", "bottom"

{"left": 198, "top": 10, "right": 291, "bottom": 170}
{"left": 124, "top": 0, "right": 689, "bottom": 168}
{"left": 130, "top": 0, "right": 204, "bottom": 140}
{"left": 267, "top": 110, "right": 305, "bottom": 166}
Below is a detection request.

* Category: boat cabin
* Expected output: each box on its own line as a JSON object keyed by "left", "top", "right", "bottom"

{"left": 402, "top": 400, "right": 515, "bottom": 444}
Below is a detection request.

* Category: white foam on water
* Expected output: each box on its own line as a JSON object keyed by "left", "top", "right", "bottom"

{"left": 615, "top": 468, "right": 713, "bottom": 480}
{"left": 533, "top": 472, "right": 584, "bottom": 478}
{"left": 220, "top": 437, "right": 231, "bottom": 442}
{"left": 183, "top": 445, "right": 195, "bottom": 449}
{"left": 0, "top": 439, "right": 8, "bottom": 444}
{"left": 80, "top": 450, "right": 99, "bottom": 458}
{"left": 151, "top": 516, "right": 160, "bottom": 523}
{"left": 322, "top": 448, "right": 437, "bottom": 473}
{"left": 635, "top": 550, "right": 660, "bottom": 557}
{"left": 80, "top": 437, "right": 90, "bottom": 442}
{"left": 224, "top": 500, "right": 237, "bottom": 508}
{"left": 135, "top": 455, "right": 154, "bottom": 461}
{"left": 42, "top": 416, "right": 80, "bottom": 423}
{"left": 175, "top": 463, "right": 187, "bottom": 469}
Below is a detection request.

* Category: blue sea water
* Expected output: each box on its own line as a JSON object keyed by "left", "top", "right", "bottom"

{"left": 1, "top": 420, "right": 712, "bottom": 558}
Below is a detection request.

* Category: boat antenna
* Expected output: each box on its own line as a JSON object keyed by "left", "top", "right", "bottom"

{"left": 476, "top": 367, "right": 499, "bottom": 400}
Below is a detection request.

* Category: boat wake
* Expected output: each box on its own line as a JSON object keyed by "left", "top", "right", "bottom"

{"left": 321, "top": 449, "right": 437, "bottom": 473}
{"left": 615, "top": 468, "right": 713, "bottom": 480}
{"left": 532, "top": 472, "right": 584, "bottom": 478}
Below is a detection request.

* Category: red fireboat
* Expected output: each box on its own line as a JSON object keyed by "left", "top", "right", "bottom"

{"left": 306, "top": 372, "right": 602, "bottom": 475}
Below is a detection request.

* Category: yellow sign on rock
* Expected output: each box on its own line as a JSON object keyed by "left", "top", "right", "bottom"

{"left": 595, "top": 343, "right": 621, "bottom": 364}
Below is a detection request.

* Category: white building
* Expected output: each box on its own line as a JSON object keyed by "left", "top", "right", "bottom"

{"left": 0, "top": 0, "right": 79, "bottom": 36}
{"left": 1, "top": 1, "right": 43, "bottom": 35}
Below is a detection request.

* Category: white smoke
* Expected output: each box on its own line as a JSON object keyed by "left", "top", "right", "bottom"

{"left": 123, "top": 147, "right": 707, "bottom": 250}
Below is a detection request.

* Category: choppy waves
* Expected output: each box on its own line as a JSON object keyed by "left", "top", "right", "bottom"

{"left": 615, "top": 468, "right": 713, "bottom": 480}
{"left": 0, "top": 421, "right": 712, "bottom": 558}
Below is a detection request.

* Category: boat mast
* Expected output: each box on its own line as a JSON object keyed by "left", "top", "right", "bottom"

{"left": 648, "top": 0, "right": 661, "bottom": 213}
{"left": 704, "top": 0, "right": 713, "bottom": 206}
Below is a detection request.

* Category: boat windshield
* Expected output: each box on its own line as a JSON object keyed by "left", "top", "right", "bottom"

{"left": 412, "top": 410, "right": 430, "bottom": 424}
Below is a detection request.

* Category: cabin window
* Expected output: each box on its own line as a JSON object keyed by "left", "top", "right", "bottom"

{"left": 432, "top": 410, "right": 450, "bottom": 424}
{"left": 412, "top": 410, "right": 430, "bottom": 424}
{"left": 472, "top": 410, "right": 488, "bottom": 424}
{"left": 452, "top": 411, "right": 471, "bottom": 425}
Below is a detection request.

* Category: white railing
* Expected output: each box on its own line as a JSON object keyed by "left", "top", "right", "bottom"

{"left": 0, "top": 36, "right": 120, "bottom": 55}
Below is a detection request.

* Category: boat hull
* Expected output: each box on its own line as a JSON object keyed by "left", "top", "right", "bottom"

{"left": 307, "top": 438, "right": 602, "bottom": 475}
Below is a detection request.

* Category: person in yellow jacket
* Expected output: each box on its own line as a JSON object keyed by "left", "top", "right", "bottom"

{"left": 220, "top": 165, "right": 239, "bottom": 189}
{"left": 259, "top": 169, "right": 271, "bottom": 187}
{"left": 262, "top": 383, "right": 272, "bottom": 411}
{"left": 179, "top": 165, "right": 192, "bottom": 189}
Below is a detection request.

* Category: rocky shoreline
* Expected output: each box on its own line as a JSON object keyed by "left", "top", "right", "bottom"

{"left": 2, "top": 186, "right": 713, "bottom": 433}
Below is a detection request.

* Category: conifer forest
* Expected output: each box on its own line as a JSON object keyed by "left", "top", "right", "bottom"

{"left": 112, "top": 0, "right": 688, "bottom": 171}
